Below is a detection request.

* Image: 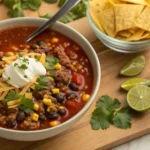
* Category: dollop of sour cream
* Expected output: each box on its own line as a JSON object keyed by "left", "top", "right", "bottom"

{"left": 2, "top": 57, "right": 46, "bottom": 88}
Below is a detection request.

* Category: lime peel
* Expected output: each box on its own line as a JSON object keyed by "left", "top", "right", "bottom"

{"left": 120, "top": 56, "right": 145, "bottom": 76}
{"left": 121, "top": 78, "right": 150, "bottom": 91}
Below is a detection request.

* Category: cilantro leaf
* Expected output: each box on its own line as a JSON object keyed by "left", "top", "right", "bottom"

{"left": 18, "top": 64, "right": 28, "bottom": 70}
{"left": 3, "top": 0, "right": 18, "bottom": 8}
{"left": 21, "top": 0, "right": 41, "bottom": 11}
{"left": 44, "top": 0, "right": 57, "bottom": 4}
{"left": 90, "top": 95, "right": 132, "bottom": 130}
{"left": 3, "top": 90, "right": 20, "bottom": 103}
{"left": 90, "top": 107, "right": 113, "bottom": 130}
{"left": 50, "top": 70, "right": 55, "bottom": 77}
{"left": 46, "top": 56, "right": 59, "bottom": 64}
{"left": 19, "top": 98, "right": 34, "bottom": 113}
{"left": 44, "top": 56, "right": 59, "bottom": 77}
{"left": 35, "top": 84, "right": 47, "bottom": 91}
{"left": 40, "top": 0, "right": 88, "bottom": 23}
{"left": 35, "top": 76, "right": 49, "bottom": 91}
{"left": 113, "top": 107, "right": 131, "bottom": 129}
{"left": 58, "top": 0, "right": 66, "bottom": 6}
{"left": 37, "top": 76, "right": 49, "bottom": 85}
{"left": 8, "top": 3, "right": 24, "bottom": 17}
{"left": 96, "top": 95, "right": 121, "bottom": 111}
{"left": 40, "top": 13, "right": 53, "bottom": 19}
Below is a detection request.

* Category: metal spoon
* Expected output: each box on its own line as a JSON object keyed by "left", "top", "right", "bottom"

{"left": 25, "top": 0, "right": 81, "bottom": 43}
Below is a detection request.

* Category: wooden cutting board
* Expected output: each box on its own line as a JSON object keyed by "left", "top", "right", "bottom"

{"left": 1, "top": 2, "right": 150, "bottom": 150}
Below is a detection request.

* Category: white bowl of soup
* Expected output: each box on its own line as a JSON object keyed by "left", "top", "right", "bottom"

{"left": 0, "top": 18, "right": 101, "bottom": 141}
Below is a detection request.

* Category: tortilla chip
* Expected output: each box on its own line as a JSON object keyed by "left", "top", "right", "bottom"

{"left": 89, "top": 0, "right": 114, "bottom": 12}
{"left": 114, "top": 4, "right": 144, "bottom": 32}
{"left": 139, "top": 31, "right": 150, "bottom": 40}
{"left": 120, "top": 0, "right": 147, "bottom": 5}
{"left": 136, "top": 6, "right": 150, "bottom": 31}
{"left": 98, "top": 8, "right": 116, "bottom": 37}
{"left": 118, "top": 30, "right": 132, "bottom": 38}
{"left": 126, "top": 29, "right": 145, "bottom": 41}
{"left": 109, "top": 0, "right": 125, "bottom": 4}
{"left": 128, "top": 28, "right": 137, "bottom": 34}
{"left": 89, "top": 8, "right": 105, "bottom": 33}
{"left": 116, "top": 35, "right": 128, "bottom": 41}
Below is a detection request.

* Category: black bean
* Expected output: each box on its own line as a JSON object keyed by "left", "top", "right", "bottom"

{"left": 37, "top": 40, "right": 46, "bottom": 46}
{"left": 30, "top": 44, "right": 39, "bottom": 50}
{"left": 66, "top": 93, "right": 78, "bottom": 100}
{"left": 58, "top": 109, "right": 66, "bottom": 116}
{"left": 69, "top": 82, "right": 79, "bottom": 91}
{"left": 39, "top": 114, "right": 46, "bottom": 121}
{"left": 16, "top": 111, "right": 25, "bottom": 123}
{"left": 46, "top": 112, "right": 59, "bottom": 120}
{"left": 6, "top": 120, "right": 16, "bottom": 128}
{"left": 54, "top": 94, "right": 66, "bottom": 103}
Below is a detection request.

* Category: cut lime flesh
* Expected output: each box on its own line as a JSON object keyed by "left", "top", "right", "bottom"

{"left": 127, "top": 85, "right": 150, "bottom": 111}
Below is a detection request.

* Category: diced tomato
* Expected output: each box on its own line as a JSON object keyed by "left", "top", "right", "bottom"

{"left": 66, "top": 101, "right": 80, "bottom": 110}
{"left": 72, "top": 73, "right": 84, "bottom": 85}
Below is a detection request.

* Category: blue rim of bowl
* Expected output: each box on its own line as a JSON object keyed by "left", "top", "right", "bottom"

{"left": 86, "top": 6, "right": 150, "bottom": 45}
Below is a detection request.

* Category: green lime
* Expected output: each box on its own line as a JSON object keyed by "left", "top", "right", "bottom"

{"left": 127, "top": 85, "right": 150, "bottom": 111}
{"left": 121, "top": 78, "right": 150, "bottom": 91}
{"left": 120, "top": 56, "right": 145, "bottom": 76}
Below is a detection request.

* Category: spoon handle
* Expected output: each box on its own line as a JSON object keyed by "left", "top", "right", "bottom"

{"left": 25, "top": 0, "right": 81, "bottom": 43}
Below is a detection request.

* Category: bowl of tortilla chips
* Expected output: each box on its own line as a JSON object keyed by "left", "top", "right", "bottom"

{"left": 87, "top": 0, "right": 150, "bottom": 53}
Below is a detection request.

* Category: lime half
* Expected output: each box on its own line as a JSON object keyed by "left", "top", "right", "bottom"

{"left": 127, "top": 85, "right": 150, "bottom": 111}
{"left": 120, "top": 56, "right": 145, "bottom": 76}
{"left": 121, "top": 78, "right": 150, "bottom": 91}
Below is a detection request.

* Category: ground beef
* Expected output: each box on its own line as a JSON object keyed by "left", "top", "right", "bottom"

{"left": 53, "top": 46, "right": 71, "bottom": 68}
{"left": 54, "top": 69, "right": 71, "bottom": 89}
{"left": 0, "top": 113, "right": 6, "bottom": 126}
{"left": 0, "top": 102, "right": 8, "bottom": 115}
{"left": 47, "top": 78, "right": 56, "bottom": 91}
{"left": 33, "top": 90, "right": 50, "bottom": 100}
{"left": 34, "top": 46, "right": 52, "bottom": 54}
{"left": 19, "top": 114, "right": 40, "bottom": 130}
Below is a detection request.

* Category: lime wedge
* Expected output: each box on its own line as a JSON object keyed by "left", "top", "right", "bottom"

{"left": 120, "top": 56, "right": 145, "bottom": 76}
{"left": 127, "top": 85, "right": 150, "bottom": 111}
{"left": 121, "top": 78, "right": 150, "bottom": 91}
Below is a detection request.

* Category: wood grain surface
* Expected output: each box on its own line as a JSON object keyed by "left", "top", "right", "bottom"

{"left": 0, "top": 2, "right": 150, "bottom": 150}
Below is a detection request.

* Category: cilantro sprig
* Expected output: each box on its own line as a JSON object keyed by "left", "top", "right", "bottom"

{"left": 3, "top": 90, "right": 34, "bottom": 113}
{"left": 34, "top": 76, "right": 49, "bottom": 91}
{"left": 90, "top": 95, "right": 131, "bottom": 130}
{"left": 19, "top": 97, "right": 34, "bottom": 113}
{"left": 40, "top": 0, "right": 88, "bottom": 23}
{"left": 44, "top": 56, "right": 59, "bottom": 77}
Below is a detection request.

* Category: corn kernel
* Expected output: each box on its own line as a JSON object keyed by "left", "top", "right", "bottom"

{"left": 6, "top": 52, "right": 15, "bottom": 56}
{"left": 44, "top": 94, "right": 49, "bottom": 98}
{"left": 23, "top": 120, "right": 29, "bottom": 126}
{"left": 42, "top": 98, "right": 52, "bottom": 105}
{"left": 82, "top": 94, "right": 90, "bottom": 102}
{"left": 51, "top": 37, "right": 59, "bottom": 43}
{"left": 34, "top": 103, "right": 39, "bottom": 111}
{"left": 54, "top": 63, "right": 61, "bottom": 70}
{"left": 52, "top": 88, "right": 60, "bottom": 94}
{"left": 59, "top": 106, "right": 65, "bottom": 109}
{"left": 47, "top": 107, "right": 50, "bottom": 112}
{"left": 39, "top": 53, "right": 46, "bottom": 64}
{"left": 25, "top": 92, "right": 32, "bottom": 99}
{"left": 50, "top": 120, "right": 59, "bottom": 127}
{"left": 32, "top": 113, "right": 39, "bottom": 121}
